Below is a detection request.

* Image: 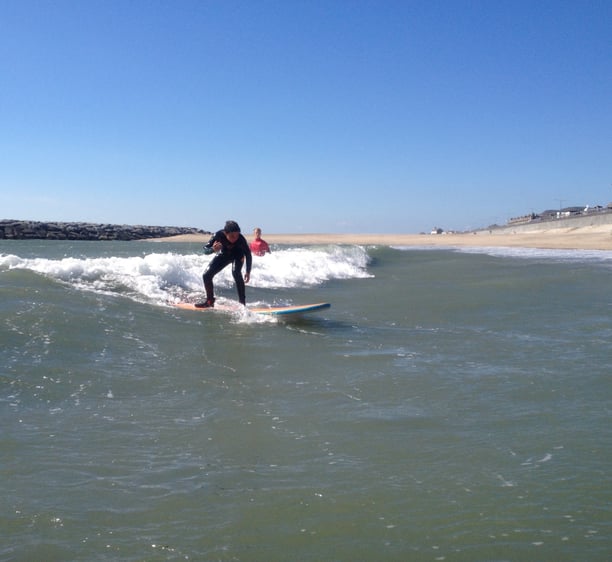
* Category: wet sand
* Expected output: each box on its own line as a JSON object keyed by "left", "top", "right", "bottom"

{"left": 146, "top": 225, "right": 612, "bottom": 251}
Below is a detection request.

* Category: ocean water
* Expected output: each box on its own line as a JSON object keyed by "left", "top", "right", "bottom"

{"left": 1, "top": 240, "right": 610, "bottom": 561}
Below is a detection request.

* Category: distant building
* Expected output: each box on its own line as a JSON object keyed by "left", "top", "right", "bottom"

{"left": 540, "top": 209, "right": 559, "bottom": 220}
{"left": 559, "top": 206, "right": 585, "bottom": 217}
{"left": 501, "top": 200, "right": 612, "bottom": 229}
{"left": 507, "top": 213, "right": 538, "bottom": 226}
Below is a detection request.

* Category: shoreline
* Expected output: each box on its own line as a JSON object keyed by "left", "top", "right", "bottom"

{"left": 145, "top": 225, "right": 612, "bottom": 251}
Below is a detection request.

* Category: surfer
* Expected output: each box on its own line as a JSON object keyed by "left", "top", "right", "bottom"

{"left": 195, "top": 220, "right": 252, "bottom": 308}
{"left": 249, "top": 227, "right": 271, "bottom": 256}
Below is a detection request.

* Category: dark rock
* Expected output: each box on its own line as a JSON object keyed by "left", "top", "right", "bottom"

{"left": 0, "top": 220, "right": 209, "bottom": 241}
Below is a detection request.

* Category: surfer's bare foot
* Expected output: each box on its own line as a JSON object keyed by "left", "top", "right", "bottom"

{"left": 194, "top": 299, "right": 215, "bottom": 308}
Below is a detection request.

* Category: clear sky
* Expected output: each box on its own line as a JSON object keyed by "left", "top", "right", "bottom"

{"left": 1, "top": 0, "right": 611, "bottom": 234}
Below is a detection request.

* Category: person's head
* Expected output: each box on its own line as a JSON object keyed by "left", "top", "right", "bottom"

{"left": 224, "top": 220, "right": 241, "bottom": 243}
{"left": 253, "top": 227, "right": 262, "bottom": 239}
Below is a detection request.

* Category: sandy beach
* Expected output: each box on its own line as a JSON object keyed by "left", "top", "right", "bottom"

{"left": 147, "top": 224, "right": 612, "bottom": 251}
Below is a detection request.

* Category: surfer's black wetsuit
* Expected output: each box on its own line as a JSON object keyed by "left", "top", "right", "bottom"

{"left": 203, "top": 230, "right": 252, "bottom": 304}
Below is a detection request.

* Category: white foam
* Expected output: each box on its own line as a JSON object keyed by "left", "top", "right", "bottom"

{"left": 392, "top": 245, "right": 612, "bottom": 264}
{"left": 1, "top": 246, "right": 372, "bottom": 305}
{"left": 455, "top": 246, "right": 612, "bottom": 263}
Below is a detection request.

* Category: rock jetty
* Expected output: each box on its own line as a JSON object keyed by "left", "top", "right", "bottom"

{"left": 0, "top": 220, "right": 208, "bottom": 241}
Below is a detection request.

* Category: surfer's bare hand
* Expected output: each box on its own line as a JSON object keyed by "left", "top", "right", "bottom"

{"left": 244, "top": 272, "right": 250, "bottom": 283}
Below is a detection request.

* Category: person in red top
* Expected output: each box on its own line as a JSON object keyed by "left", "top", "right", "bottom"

{"left": 249, "top": 227, "right": 271, "bottom": 256}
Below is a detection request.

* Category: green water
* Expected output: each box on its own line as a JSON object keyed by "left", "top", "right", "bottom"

{"left": 1, "top": 242, "right": 610, "bottom": 560}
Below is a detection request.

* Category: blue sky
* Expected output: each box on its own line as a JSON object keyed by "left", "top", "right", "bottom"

{"left": 1, "top": 0, "right": 611, "bottom": 234}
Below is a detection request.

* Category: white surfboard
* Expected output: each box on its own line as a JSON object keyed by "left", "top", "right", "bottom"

{"left": 174, "top": 302, "right": 330, "bottom": 317}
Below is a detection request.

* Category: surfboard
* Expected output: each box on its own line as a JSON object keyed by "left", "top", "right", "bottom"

{"left": 174, "top": 302, "right": 330, "bottom": 317}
